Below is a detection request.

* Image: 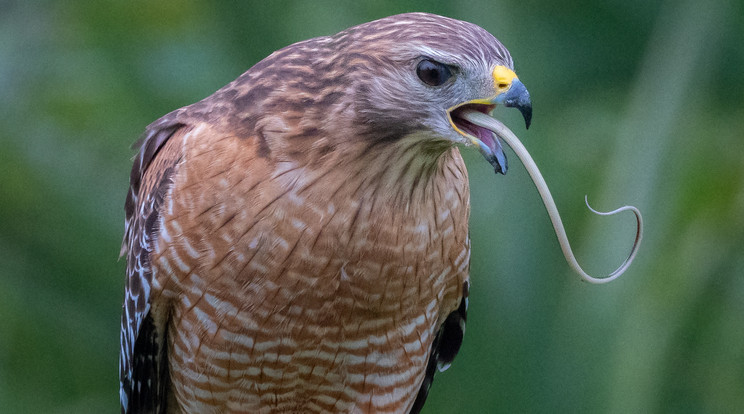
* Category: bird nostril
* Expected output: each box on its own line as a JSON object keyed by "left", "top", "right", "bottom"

{"left": 498, "top": 82, "right": 509, "bottom": 89}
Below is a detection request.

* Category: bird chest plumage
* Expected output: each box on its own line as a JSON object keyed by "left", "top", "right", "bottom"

{"left": 147, "top": 122, "right": 471, "bottom": 412}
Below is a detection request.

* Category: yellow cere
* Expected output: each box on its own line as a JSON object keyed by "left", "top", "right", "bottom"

{"left": 492, "top": 65, "right": 518, "bottom": 92}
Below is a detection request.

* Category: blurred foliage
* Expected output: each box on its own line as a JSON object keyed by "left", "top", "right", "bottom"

{"left": 1, "top": 0, "right": 743, "bottom": 412}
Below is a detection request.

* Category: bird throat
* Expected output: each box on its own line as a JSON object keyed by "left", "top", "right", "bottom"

{"left": 353, "top": 131, "right": 462, "bottom": 208}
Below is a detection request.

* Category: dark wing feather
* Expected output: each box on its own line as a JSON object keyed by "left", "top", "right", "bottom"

{"left": 120, "top": 115, "right": 186, "bottom": 414}
{"left": 410, "top": 281, "right": 469, "bottom": 414}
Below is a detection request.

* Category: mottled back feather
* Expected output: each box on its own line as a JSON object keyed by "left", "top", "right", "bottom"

{"left": 120, "top": 119, "right": 187, "bottom": 413}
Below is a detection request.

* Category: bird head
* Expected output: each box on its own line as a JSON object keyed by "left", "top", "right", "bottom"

{"left": 334, "top": 12, "right": 532, "bottom": 175}
{"left": 226, "top": 13, "right": 531, "bottom": 176}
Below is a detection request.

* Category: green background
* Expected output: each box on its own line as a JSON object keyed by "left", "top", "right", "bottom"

{"left": 2, "top": 0, "right": 743, "bottom": 412}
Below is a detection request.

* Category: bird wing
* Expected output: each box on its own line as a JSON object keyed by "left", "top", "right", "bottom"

{"left": 410, "top": 279, "right": 469, "bottom": 414}
{"left": 120, "top": 113, "right": 188, "bottom": 414}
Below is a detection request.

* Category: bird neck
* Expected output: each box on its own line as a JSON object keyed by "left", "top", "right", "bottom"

{"left": 318, "top": 132, "right": 467, "bottom": 211}
{"left": 374, "top": 133, "right": 458, "bottom": 199}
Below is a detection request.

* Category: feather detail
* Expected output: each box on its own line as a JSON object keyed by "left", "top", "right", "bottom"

{"left": 120, "top": 120, "right": 188, "bottom": 414}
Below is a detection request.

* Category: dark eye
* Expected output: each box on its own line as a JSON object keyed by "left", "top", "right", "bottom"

{"left": 416, "top": 59, "right": 452, "bottom": 86}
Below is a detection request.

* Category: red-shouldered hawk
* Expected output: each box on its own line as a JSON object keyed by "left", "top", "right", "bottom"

{"left": 121, "top": 12, "right": 532, "bottom": 413}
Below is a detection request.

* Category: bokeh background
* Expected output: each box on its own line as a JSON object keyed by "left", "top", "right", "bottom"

{"left": 2, "top": 0, "right": 743, "bottom": 412}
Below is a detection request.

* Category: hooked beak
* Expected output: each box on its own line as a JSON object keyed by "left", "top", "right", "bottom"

{"left": 448, "top": 65, "right": 532, "bottom": 174}
{"left": 492, "top": 78, "right": 532, "bottom": 129}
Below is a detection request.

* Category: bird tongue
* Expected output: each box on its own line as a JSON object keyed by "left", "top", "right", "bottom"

{"left": 459, "top": 111, "right": 517, "bottom": 175}
{"left": 473, "top": 123, "right": 508, "bottom": 175}
{"left": 455, "top": 114, "right": 508, "bottom": 175}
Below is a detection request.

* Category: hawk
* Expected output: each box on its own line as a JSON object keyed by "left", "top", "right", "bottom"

{"left": 121, "top": 12, "right": 532, "bottom": 413}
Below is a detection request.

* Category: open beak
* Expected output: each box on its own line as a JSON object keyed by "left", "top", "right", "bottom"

{"left": 448, "top": 65, "right": 532, "bottom": 174}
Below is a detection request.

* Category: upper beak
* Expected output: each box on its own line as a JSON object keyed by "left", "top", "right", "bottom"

{"left": 493, "top": 79, "right": 532, "bottom": 129}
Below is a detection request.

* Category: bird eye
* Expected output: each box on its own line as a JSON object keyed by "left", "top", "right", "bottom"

{"left": 416, "top": 59, "right": 452, "bottom": 86}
